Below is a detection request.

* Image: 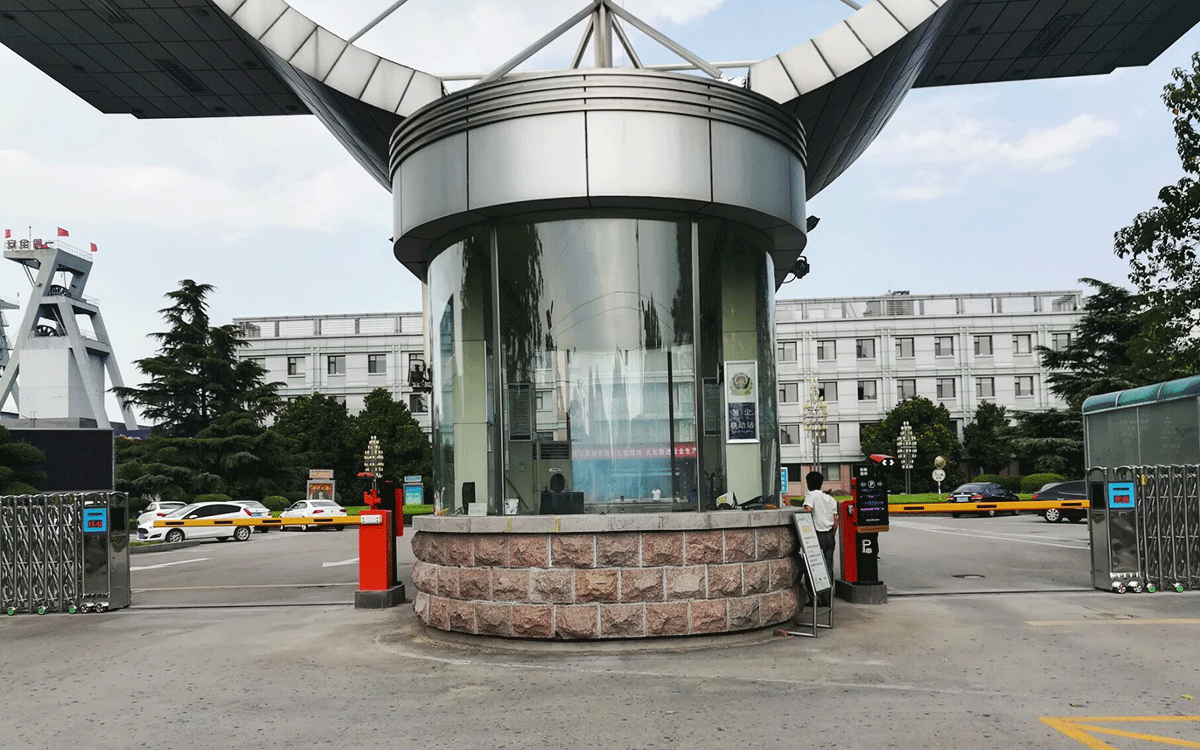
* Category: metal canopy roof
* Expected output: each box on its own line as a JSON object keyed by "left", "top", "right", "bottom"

{"left": 2, "top": 0, "right": 1198, "bottom": 194}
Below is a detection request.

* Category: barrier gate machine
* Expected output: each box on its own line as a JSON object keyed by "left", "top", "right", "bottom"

{"left": 1089, "top": 466, "right": 1200, "bottom": 594}
{"left": 0, "top": 492, "right": 130, "bottom": 615}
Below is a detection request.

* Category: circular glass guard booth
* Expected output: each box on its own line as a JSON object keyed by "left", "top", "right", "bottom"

{"left": 428, "top": 216, "right": 778, "bottom": 516}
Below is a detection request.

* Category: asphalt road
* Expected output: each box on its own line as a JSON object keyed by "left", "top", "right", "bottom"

{"left": 6, "top": 513, "right": 1198, "bottom": 750}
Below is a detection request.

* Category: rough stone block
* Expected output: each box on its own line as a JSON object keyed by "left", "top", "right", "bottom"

{"left": 446, "top": 599, "right": 475, "bottom": 633}
{"left": 436, "top": 566, "right": 459, "bottom": 598}
{"left": 413, "top": 590, "right": 429, "bottom": 619}
{"left": 780, "top": 587, "right": 800, "bottom": 619}
{"left": 690, "top": 599, "right": 728, "bottom": 633}
{"left": 510, "top": 535, "right": 550, "bottom": 568}
{"left": 768, "top": 557, "right": 798, "bottom": 591}
{"left": 642, "top": 532, "right": 683, "bottom": 566}
{"left": 600, "top": 603, "right": 645, "bottom": 638}
{"left": 512, "top": 605, "right": 554, "bottom": 638}
{"left": 530, "top": 569, "right": 574, "bottom": 603}
{"left": 780, "top": 527, "right": 798, "bottom": 557}
{"left": 409, "top": 532, "right": 429, "bottom": 562}
{"left": 742, "top": 560, "right": 770, "bottom": 595}
{"left": 620, "top": 568, "right": 664, "bottom": 602}
{"left": 755, "top": 527, "right": 783, "bottom": 559}
{"left": 447, "top": 536, "right": 474, "bottom": 566}
{"left": 596, "top": 532, "right": 640, "bottom": 567}
{"left": 551, "top": 534, "right": 595, "bottom": 568}
{"left": 491, "top": 569, "right": 530, "bottom": 602}
{"left": 723, "top": 529, "right": 755, "bottom": 562}
{"left": 420, "top": 534, "right": 448, "bottom": 565}
{"left": 760, "top": 591, "right": 785, "bottom": 626}
{"left": 665, "top": 566, "right": 706, "bottom": 600}
{"left": 684, "top": 530, "right": 723, "bottom": 565}
{"left": 575, "top": 569, "right": 619, "bottom": 602}
{"left": 476, "top": 602, "right": 513, "bottom": 637}
{"left": 458, "top": 568, "right": 491, "bottom": 600}
{"left": 707, "top": 564, "right": 743, "bottom": 598}
{"left": 556, "top": 605, "right": 599, "bottom": 639}
{"left": 427, "top": 595, "right": 449, "bottom": 630}
{"left": 473, "top": 535, "right": 510, "bottom": 567}
{"left": 412, "top": 560, "right": 436, "bottom": 594}
{"left": 728, "top": 595, "right": 761, "bottom": 630}
{"left": 646, "top": 601, "right": 689, "bottom": 636}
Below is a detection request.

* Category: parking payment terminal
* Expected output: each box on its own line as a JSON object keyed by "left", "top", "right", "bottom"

{"left": 838, "top": 456, "right": 892, "bottom": 602}
{"left": 1091, "top": 473, "right": 1145, "bottom": 593}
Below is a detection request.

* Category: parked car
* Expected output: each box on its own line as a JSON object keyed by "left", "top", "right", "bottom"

{"left": 1032, "top": 481, "right": 1088, "bottom": 523}
{"left": 136, "top": 500, "right": 186, "bottom": 530}
{"left": 233, "top": 500, "right": 274, "bottom": 533}
{"left": 137, "top": 502, "right": 255, "bottom": 543}
{"left": 280, "top": 500, "right": 349, "bottom": 531}
{"left": 948, "top": 482, "right": 1020, "bottom": 517}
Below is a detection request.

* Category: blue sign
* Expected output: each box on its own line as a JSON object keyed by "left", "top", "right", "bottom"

{"left": 82, "top": 508, "right": 108, "bottom": 533}
{"left": 781, "top": 466, "right": 789, "bottom": 490}
{"left": 1107, "top": 481, "right": 1136, "bottom": 509}
{"left": 403, "top": 475, "right": 421, "bottom": 484}
{"left": 727, "top": 402, "right": 757, "bottom": 441}
{"left": 404, "top": 484, "right": 424, "bottom": 505}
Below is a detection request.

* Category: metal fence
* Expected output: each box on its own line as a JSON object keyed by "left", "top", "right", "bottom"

{"left": 0, "top": 493, "right": 129, "bottom": 614}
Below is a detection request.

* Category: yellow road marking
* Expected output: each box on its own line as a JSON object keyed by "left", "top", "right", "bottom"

{"left": 1028, "top": 619, "right": 1200, "bottom": 627}
{"left": 1043, "top": 716, "right": 1200, "bottom": 749}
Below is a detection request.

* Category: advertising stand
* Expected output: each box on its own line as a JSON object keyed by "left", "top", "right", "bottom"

{"left": 778, "top": 511, "right": 833, "bottom": 638}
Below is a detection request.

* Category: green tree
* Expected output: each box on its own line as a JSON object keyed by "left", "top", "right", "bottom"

{"left": 962, "top": 401, "right": 1012, "bottom": 475}
{"left": 193, "top": 411, "right": 303, "bottom": 499}
{"left": 860, "top": 397, "right": 962, "bottom": 493}
{"left": 0, "top": 426, "right": 45, "bottom": 494}
{"left": 112, "top": 280, "right": 281, "bottom": 437}
{"left": 352, "top": 388, "right": 433, "bottom": 492}
{"left": 1114, "top": 52, "right": 1200, "bottom": 373}
{"left": 1007, "top": 409, "right": 1084, "bottom": 478}
{"left": 115, "top": 435, "right": 216, "bottom": 503}
{"left": 272, "top": 393, "right": 358, "bottom": 486}
{"left": 1039, "top": 279, "right": 1180, "bottom": 411}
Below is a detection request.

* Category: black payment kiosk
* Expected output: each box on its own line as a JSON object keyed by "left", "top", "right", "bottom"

{"left": 837, "top": 456, "right": 891, "bottom": 603}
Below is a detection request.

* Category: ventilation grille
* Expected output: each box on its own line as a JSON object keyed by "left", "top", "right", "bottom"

{"left": 539, "top": 443, "right": 570, "bottom": 460}
{"left": 1022, "top": 14, "right": 1081, "bottom": 57}
{"left": 153, "top": 58, "right": 209, "bottom": 95}
{"left": 83, "top": 0, "right": 131, "bottom": 23}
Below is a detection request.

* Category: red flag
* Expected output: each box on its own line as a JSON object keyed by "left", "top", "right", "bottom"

{"left": 3, "top": 229, "right": 9, "bottom": 238}
{"left": 90, "top": 243, "right": 98, "bottom": 253}
{"left": 57, "top": 227, "right": 69, "bottom": 237}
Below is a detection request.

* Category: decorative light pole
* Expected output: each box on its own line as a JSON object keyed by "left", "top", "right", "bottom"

{"left": 897, "top": 420, "right": 917, "bottom": 495}
{"left": 363, "top": 435, "right": 384, "bottom": 494}
{"left": 801, "top": 377, "right": 828, "bottom": 474}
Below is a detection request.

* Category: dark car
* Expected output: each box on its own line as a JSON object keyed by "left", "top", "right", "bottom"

{"left": 1032, "top": 481, "right": 1087, "bottom": 523}
{"left": 948, "top": 482, "right": 1020, "bottom": 517}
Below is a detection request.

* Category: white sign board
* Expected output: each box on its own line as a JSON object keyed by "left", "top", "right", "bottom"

{"left": 932, "top": 468, "right": 946, "bottom": 482}
{"left": 793, "top": 512, "right": 831, "bottom": 594}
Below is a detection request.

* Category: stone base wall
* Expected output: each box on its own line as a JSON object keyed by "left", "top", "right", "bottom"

{"left": 410, "top": 524, "right": 800, "bottom": 639}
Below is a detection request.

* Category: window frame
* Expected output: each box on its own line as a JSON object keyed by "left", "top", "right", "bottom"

{"left": 779, "top": 382, "right": 800, "bottom": 403}
{"left": 855, "top": 338, "right": 876, "bottom": 360}
{"left": 367, "top": 353, "right": 386, "bottom": 375}
{"left": 327, "top": 355, "right": 346, "bottom": 376}
{"left": 816, "top": 339, "right": 836, "bottom": 361}
{"left": 897, "top": 379, "right": 917, "bottom": 401}
{"left": 780, "top": 423, "right": 802, "bottom": 445}
{"left": 936, "top": 377, "right": 956, "bottom": 399}
{"left": 857, "top": 380, "right": 877, "bottom": 401}
{"left": 934, "top": 336, "right": 954, "bottom": 357}
{"left": 976, "top": 377, "right": 995, "bottom": 399}
{"left": 287, "top": 356, "right": 303, "bottom": 376}
{"left": 1013, "top": 333, "right": 1033, "bottom": 355}
{"left": 974, "top": 335, "right": 993, "bottom": 357}
{"left": 895, "top": 337, "right": 914, "bottom": 359}
{"left": 777, "top": 340, "right": 797, "bottom": 363}
{"left": 818, "top": 381, "right": 837, "bottom": 402}
{"left": 1015, "top": 375, "right": 1035, "bottom": 397}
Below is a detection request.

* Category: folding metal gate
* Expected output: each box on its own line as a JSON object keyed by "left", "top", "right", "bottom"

{"left": 1089, "top": 466, "right": 1200, "bottom": 593}
{"left": 0, "top": 493, "right": 130, "bottom": 614}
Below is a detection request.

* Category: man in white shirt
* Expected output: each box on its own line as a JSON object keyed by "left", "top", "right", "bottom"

{"left": 802, "top": 471, "right": 838, "bottom": 603}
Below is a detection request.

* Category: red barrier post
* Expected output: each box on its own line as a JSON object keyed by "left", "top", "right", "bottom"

{"left": 355, "top": 510, "right": 405, "bottom": 608}
{"left": 839, "top": 496, "right": 858, "bottom": 584}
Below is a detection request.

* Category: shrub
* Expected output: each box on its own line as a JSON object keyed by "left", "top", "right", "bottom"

{"left": 193, "top": 493, "right": 232, "bottom": 504}
{"left": 261, "top": 496, "right": 289, "bottom": 512}
{"left": 282, "top": 491, "right": 306, "bottom": 503}
{"left": 1021, "top": 473, "right": 1066, "bottom": 493}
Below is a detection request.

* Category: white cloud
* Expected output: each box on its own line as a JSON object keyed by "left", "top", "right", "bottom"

{"left": 883, "top": 173, "right": 953, "bottom": 202}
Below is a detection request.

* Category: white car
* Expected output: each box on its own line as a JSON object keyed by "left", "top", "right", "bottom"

{"left": 137, "top": 502, "right": 254, "bottom": 544}
{"left": 135, "top": 500, "right": 186, "bottom": 530}
{"left": 280, "top": 500, "right": 348, "bottom": 531}
{"left": 233, "top": 500, "right": 274, "bottom": 533}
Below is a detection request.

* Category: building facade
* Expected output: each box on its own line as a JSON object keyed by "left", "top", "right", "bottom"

{"left": 236, "top": 289, "right": 1083, "bottom": 491}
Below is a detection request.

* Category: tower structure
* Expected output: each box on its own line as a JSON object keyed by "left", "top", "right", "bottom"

{"left": 0, "top": 239, "right": 137, "bottom": 430}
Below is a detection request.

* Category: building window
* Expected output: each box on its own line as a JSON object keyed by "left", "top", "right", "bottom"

{"left": 327, "top": 355, "right": 345, "bottom": 375}
{"left": 949, "top": 420, "right": 959, "bottom": 439}
{"left": 335, "top": 397, "right": 347, "bottom": 408}
{"left": 936, "top": 378, "right": 956, "bottom": 399}
{"left": 780, "top": 423, "right": 802, "bottom": 445}
{"left": 818, "top": 381, "right": 837, "bottom": 402}
{"left": 247, "top": 357, "right": 265, "bottom": 369}
{"left": 857, "top": 380, "right": 877, "bottom": 401}
{"left": 780, "top": 382, "right": 800, "bottom": 403}
{"left": 1051, "top": 332, "right": 1072, "bottom": 351}
{"left": 287, "top": 356, "right": 303, "bottom": 376}
{"left": 898, "top": 379, "right": 916, "bottom": 400}
{"left": 976, "top": 377, "right": 995, "bottom": 398}
{"left": 777, "top": 341, "right": 797, "bottom": 363}
{"left": 409, "top": 393, "right": 428, "bottom": 413}
{"left": 820, "top": 423, "right": 840, "bottom": 444}
{"left": 1015, "top": 376, "right": 1034, "bottom": 397}
{"left": 821, "top": 463, "right": 841, "bottom": 482}
{"left": 817, "top": 340, "right": 836, "bottom": 361}
{"left": 368, "top": 353, "right": 386, "bottom": 374}
{"left": 856, "top": 338, "right": 876, "bottom": 359}
{"left": 895, "top": 337, "right": 914, "bottom": 359}
{"left": 1013, "top": 334, "right": 1033, "bottom": 355}
{"left": 974, "top": 335, "right": 993, "bottom": 356}
{"left": 934, "top": 336, "right": 954, "bottom": 357}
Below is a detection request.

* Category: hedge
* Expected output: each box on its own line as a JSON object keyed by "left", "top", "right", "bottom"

{"left": 261, "top": 496, "right": 289, "bottom": 512}
{"left": 1021, "top": 473, "right": 1066, "bottom": 493}
{"left": 971, "top": 474, "right": 1022, "bottom": 493}
{"left": 193, "top": 493, "right": 232, "bottom": 504}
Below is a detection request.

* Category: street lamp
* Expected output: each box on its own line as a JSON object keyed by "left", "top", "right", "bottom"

{"left": 897, "top": 420, "right": 917, "bottom": 495}
{"left": 801, "top": 377, "right": 828, "bottom": 475}
{"left": 363, "top": 435, "right": 384, "bottom": 494}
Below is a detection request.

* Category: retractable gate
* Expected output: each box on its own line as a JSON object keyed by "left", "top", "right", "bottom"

{"left": 0, "top": 492, "right": 130, "bottom": 614}
{"left": 1089, "top": 466, "right": 1200, "bottom": 593}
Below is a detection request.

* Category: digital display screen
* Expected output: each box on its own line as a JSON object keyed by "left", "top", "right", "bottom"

{"left": 1107, "top": 482, "right": 1136, "bottom": 509}
{"left": 82, "top": 508, "right": 108, "bottom": 533}
{"left": 9, "top": 429, "right": 114, "bottom": 491}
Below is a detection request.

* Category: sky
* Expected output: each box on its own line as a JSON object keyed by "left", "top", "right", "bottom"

{"left": 1, "top": 0, "right": 1198, "bottom": 421}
